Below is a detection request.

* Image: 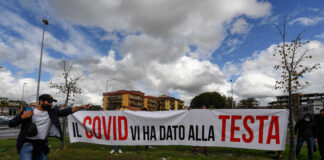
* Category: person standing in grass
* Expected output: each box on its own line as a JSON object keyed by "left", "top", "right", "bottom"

{"left": 8, "top": 94, "right": 89, "bottom": 160}
{"left": 192, "top": 105, "right": 208, "bottom": 156}
{"left": 110, "top": 106, "right": 125, "bottom": 154}
{"left": 136, "top": 107, "right": 149, "bottom": 153}
{"left": 295, "top": 113, "right": 317, "bottom": 160}
{"left": 110, "top": 145, "right": 122, "bottom": 154}
{"left": 316, "top": 109, "right": 324, "bottom": 160}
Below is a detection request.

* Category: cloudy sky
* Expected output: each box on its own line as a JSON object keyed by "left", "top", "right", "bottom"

{"left": 0, "top": 0, "right": 324, "bottom": 106}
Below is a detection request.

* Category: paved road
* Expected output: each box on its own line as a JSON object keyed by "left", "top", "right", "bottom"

{"left": 0, "top": 128, "right": 19, "bottom": 139}
{"left": 0, "top": 127, "right": 69, "bottom": 139}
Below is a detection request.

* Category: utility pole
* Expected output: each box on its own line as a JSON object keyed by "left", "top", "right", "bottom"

{"left": 36, "top": 18, "right": 49, "bottom": 104}
{"left": 105, "top": 78, "right": 115, "bottom": 93}
{"left": 21, "top": 83, "right": 27, "bottom": 102}
{"left": 231, "top": 79, "right": 233, "bottom": 109}
{"left": 21, "top": 82, "right": 27, "bottom": 111}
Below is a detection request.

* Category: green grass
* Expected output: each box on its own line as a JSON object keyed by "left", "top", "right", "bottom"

{"left": 0, "top": 138, "right": 321, "bottom": 160}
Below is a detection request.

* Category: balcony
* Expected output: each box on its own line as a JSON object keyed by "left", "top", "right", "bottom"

{"left": 108, "top": 97, "right": 122, "bottom": 100}
{"left": 109, "top": 101, "right": 122, "bottom": 104}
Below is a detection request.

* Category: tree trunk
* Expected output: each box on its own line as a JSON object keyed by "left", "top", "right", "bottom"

{"left": 288, "top": 73, "right": 296, "bottom": 160}
{"left": 61, "top": 117, "right": 67, "bottom": 151}
{"left": 60, "top": 91, "right": 70, "bottom": 151}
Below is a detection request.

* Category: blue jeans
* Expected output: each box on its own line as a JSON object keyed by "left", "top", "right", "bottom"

{"left": 112, "top": 145, "right": 121, "bottom": 150}
{"left": 319, "top": 139, "right": 324, "bottom": 160}
{"left": 20, "top": 142, "right": 46, "bottom": 160}
{"left": 296, "top": 137, "right": 314, "bottom": 160}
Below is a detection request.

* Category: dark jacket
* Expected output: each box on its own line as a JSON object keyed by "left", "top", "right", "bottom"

{"left": 315, "top": 115, "right": 324, "bottom": 140}
{"left": 294, "top": 117, "right": 317, "bottom": 139}
{"left": 8, "top": 107, "right": 73, "bottom": 153}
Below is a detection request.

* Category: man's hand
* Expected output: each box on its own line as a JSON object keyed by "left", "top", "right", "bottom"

{"left": 82, "top": 104, "right": 90, "bottom": 110}
{"left": 72, "top": 104, "right": 90, "bottom": 112}
{"left": 21, "top": 111, "right": 33, "bottom": 119}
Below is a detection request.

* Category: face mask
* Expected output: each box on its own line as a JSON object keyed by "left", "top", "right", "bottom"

{"left": 304, "top": 118, "right": 310, "bottom": 122}
{"left": 41, "top": 104, "right": 52, "bottom": 111}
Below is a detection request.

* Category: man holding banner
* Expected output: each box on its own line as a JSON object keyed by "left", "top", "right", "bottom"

{"left": 9, "top": 94, "right": 89, "bottom": 160}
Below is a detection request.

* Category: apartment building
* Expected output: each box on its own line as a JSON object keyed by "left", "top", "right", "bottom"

{"left": 103, "top": 91, "right": 185, "bottom": 111}
{"left": 268, "top": 93, "right": 324, "bottom": 119}
{"left": 144, "top": 96, "right": 158, "bottom": 111}
{"left": 158, "top": 95, "right": 185, "bottom": 111}
{"left": 103, "top": 90, "right": 144, "bottom": 111}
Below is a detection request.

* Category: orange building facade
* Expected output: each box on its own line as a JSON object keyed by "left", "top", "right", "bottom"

{"left": 103, "top": 90, "right": 184, "bottom": 111}
{"left": 158, "top": 95, "right": 185, "bottom": 110}
{"left": 103, "top": 90, "right": 144, "bottom": 111}
{"left": 144, "top": 96, "right": 159, "bottom": 111}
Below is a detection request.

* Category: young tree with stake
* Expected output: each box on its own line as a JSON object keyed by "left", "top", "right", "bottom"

{"left": 50, "top": 60, "right": 85, "bottom": 150}
{"left": 273, "top": 16, "right": 320, "bottom": 160}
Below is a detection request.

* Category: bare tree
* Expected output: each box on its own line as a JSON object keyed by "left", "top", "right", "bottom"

{"left": 273, "top": 16, "right": 320, "bottom": 160}
{"left": 50, "top": 60, "right": 83, "bottom": 150}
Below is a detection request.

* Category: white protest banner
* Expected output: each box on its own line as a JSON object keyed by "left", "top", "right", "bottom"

{"left": 68, "top": 109, "right": 288, "bottom": 150}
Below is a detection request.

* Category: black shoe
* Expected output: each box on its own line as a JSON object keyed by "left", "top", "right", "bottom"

{"left": 203, "top": 151, "right": 208, "bottom": 156}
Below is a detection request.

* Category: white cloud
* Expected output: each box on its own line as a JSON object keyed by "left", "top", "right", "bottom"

{"left": 44, "top": 0, "right": 272, "bottom": 105}
{"left": 234, "top": 41, "right": 324, "bottom": 105}
{"left": 289, "top": 17, "right": 324, "bottom": 26}
{"left": 230, "top": 18, "right": 251, "bottom": 34}
{"left": 0, "top": 0, "right": 275, "bottom": 106}
{"left": 315, "top": 32, "right": 324, "bottom": 39}
{"left": 0, "top": 69, "right": 56, "bottom": 104}
{"left": 120, "top": 34, "right": 187, "bottom": 64}
{"left": 227, "top": 39, "right": 241, "bottom": 46}
{"left": 235, "top": 72, "right": 279, "bottom": 98}
{"left": 83, "top": 51, "right": 227, "bottom": 105}
{"left": 49, "top": 0, "right": 271, "bottom": 59}
{"left": 0, "top": 8, "right": 101, "bottom": 73}
{"left": 308, "top": 8, "right": 320, "bottom": 12}
{"left": 222, "top": 62, "right": 239, "bottom": 79}
{"left": 3, "top": 1, "right": 324, "bottom": 109}
{"left": 225, "top": 39, "right": 242, "bottom": 54}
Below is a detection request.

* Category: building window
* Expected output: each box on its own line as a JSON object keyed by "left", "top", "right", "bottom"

{"left": 303, "top": 107, "right": 308, "bottom": 111}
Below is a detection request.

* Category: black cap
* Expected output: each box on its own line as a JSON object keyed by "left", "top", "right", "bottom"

{"left": 39, "top": 94, "right": 57, "bottom": 103}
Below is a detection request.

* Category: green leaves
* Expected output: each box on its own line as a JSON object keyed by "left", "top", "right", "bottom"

{"left": 238, "top": 97, "right": 260, "bottom": 108}
{"left": 190, "top": 92, "right": 229, "bottom": 109}
{"left": 274, "top": 17, "right": 315, "bottom": 159}
{"left": 273, "top": 35, "right": 321, "bottom": 93}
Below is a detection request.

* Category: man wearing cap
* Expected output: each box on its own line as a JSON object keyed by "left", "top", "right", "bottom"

{"left": 8, "top": 94, "right": 89, "bottom": 160}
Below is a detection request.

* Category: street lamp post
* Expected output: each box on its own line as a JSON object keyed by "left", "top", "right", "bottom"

{"left": 20, "top": 82, "right": 27, "bottom": 111}
{"left": 230, "top": 79, "right": 233, "bottom": 109}
{"left": 27, "top": 94, "right": 35, "bottom": 104}
{"left": 36, "top": 18, "right": 49, "bottom": 105}
{"left": 21, "top": 83, "right": 27, "bottom": 102}
{"left": 105, "top": 78, "right": 116, "bottom": 93}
